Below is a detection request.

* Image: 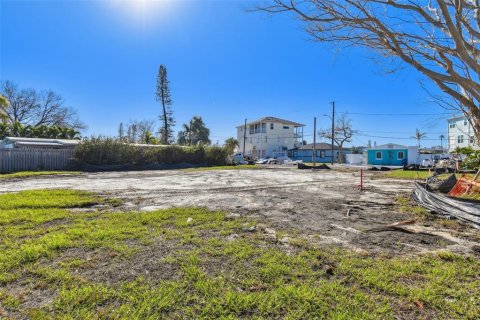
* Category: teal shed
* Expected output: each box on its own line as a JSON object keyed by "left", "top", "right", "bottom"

{"left": 367, "top": 144, "right": 409, "bottom": 166}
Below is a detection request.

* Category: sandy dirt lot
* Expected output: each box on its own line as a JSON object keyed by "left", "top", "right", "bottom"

{"left": 1, "top": 167, "right": 479, "bottom": 255}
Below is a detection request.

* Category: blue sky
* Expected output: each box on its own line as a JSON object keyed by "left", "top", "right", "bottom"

{"left": 0, "top": 0, "right": 453, "bottom": 147}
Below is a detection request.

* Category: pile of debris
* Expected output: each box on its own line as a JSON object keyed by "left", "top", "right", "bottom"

{"left": 413, "top": 171, "right": 480, "bottom": 228}
{"left": 297, "top": 163, "right": 331, "bottom": 170}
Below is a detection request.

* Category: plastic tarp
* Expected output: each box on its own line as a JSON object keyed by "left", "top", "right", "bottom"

{"left": 412, "top": 182, "right": 480, "bottom": 228}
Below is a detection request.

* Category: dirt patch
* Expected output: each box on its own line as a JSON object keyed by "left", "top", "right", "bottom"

{"left": 0, "top": 167, "right": 478, "bottom": 255}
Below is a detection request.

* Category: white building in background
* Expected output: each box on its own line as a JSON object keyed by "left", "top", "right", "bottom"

{"left": 236, "top": 116, "right": 305, "bottom": 158}
{"left": 447, "top": 116, "right": 478, "bottom": 152}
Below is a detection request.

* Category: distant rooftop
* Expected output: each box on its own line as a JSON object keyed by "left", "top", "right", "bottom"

{"left": 1, "top": 137, "right": 80, "bottom": 147}
{"left": 236, "top": 116, "right": 305, "bottom": 128}
{"left": 297, "top": 143, "right": 339, "bottom": 150}
{"left": 447, "top": 114, "right": 467, "bottom": 121}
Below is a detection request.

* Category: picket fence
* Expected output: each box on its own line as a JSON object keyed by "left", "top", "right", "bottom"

{"left": 0, "top": 149, "right": 75, "bottom": 173}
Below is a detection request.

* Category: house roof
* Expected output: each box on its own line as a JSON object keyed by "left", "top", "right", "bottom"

{"left": 419, "top": 147, "right": 448, "bottom": 154}
{"left": 298, "top": 143, "right": 339, "bottom": 150}
{"left": 447, "top": 115, "right": 467, "bottom": 122}
{"left": 236, "top": 116, "right": 305, "bottom": 128}
{"left": 368, "top": 143, "right": 409, "bottom": 150}
{"left": 368, "top": 143, "right": 408, "bottom": 150}
{"left": 2, "top": 137, "right": 80, "bottom": 147}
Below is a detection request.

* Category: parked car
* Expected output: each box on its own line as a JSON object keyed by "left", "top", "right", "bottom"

{"left": 233, "top": 153, "right": 247, "bottom": 165}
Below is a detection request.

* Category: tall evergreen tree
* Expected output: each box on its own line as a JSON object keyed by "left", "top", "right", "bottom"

{"left": 118, "top": 122, "right": 124, "bottom": 140}
{"left": 156, "top": 65, "right": 175, "bottom": 144}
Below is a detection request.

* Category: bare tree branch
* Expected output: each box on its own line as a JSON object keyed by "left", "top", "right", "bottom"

{"left": 0, "top": 81, "right": 85, "bottom": 130}
{"left": 256, "top": 0, "right": 480, "bottom": 141}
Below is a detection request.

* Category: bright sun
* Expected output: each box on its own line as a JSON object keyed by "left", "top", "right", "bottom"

{"left": 106, "top": 0, "right": 174, "bottom": 25}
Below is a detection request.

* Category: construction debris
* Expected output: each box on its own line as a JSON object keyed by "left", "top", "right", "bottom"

{"left": 365, "top": 219, "right": 417, "bottom": 233}
{"left": 413, "top": 183, "right": 480, "bottom": 228}
{"left": 297, "top": 163, "right": 331, "bottom": 170}
{"left": 448, "top": 176, "right": 480, "bottom": 200}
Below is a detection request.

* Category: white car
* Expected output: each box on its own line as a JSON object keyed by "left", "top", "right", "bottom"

{"left": 421, "top": 158, "right": 435, "bottom": 168}
{"left": 255, "top": 158, "right": 269, "bottom": 164}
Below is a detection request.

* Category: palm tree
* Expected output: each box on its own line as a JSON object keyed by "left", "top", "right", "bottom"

{"left": 439, "top": 134, "right": 445, "bottom": 149}
{"left": 177, "top": 116, "right": 211, "bottom": 145}
{"left": 144, "top": 130, "right": 156, "bottom": 144}
{"left": 0, "top": 122, "right": 10, "bottom": 139}
{"left": 224, "top": 137, "right": 239, "bottom": 155}
{"left": 188, "top": 116, "right": 210, "bottom": 145}
{"left": 0, "top": 95, "right": 8, "bottom": 123}
{"left": 411, "top": 129, "right": 427, "bottom": 148}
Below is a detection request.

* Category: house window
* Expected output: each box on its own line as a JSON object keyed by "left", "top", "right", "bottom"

{"left": 458, "top": 135, "right": 464, "bottom": 143}
{"left": 316, "top": 150, "right": 322, "bottom": 157}
{"left": 293, "top": 151, "right": 298, "bottom": 157}
{"left": 249, "top": 125, "right": 254, "bottom": 135}
{"left": 449, "top": 123, "right": 455, "bottom": 128}
{"left": 397, "top": 151, "right": 404, "bottom": 160}
{"left": 464, "top": 120, "right": 468, "bottom": 126}
{"left": 470, "top": 136, "right": 475, "bottom": 144}
{"left": 270, "top": 123, "right": 274, "bottom": 130}
{"left": 375, "top": 151, "right": 382, "bottom": 160}
{"left": 320, "top": 151, "right": 326, "bottom": 158}
{"left": 283, "top": 126, "right": 290, "bottom": 129}
{"left": 261, "top": 123, "right": 266, "bottom": 133}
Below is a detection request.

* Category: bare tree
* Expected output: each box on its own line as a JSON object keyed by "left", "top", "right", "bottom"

{"left": 319, "top": 114, "right": 356, "bottom": 163}
{"left": 124, "top": 119, "right": 156, "bottom": 143}
{"left": 0, "top": 81, "right": 84, "bottom": 129}
{"left": 258, "top": 0, "right": 480, "bottom": 141}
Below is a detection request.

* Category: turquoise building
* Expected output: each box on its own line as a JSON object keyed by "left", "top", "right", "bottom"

{"left": 367, "top": 144, "right": 409, "bottom": 166}
{"left": 289, "top": 143, "right": 350, "bottom": 163}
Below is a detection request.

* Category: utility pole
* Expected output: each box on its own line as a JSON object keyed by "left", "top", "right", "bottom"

{"left": 243, "top": 118, "right": 247, "bottom": 155}
{"left": 331, "top": 101, "right": 335, "bottom": 165}
{"left": 313, "top": 117, "right": 317, "bottom": 167}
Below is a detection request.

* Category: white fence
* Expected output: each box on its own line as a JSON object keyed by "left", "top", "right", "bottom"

{"left": 0, "top": 149, "right": 75, "bottom": 173}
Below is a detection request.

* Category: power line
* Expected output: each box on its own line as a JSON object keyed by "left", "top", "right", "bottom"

{"left": 337, "top": 111, "right": 450, "bottom": 116}
{"left": 357, "top": 133, "right": 444, "bottom": 141}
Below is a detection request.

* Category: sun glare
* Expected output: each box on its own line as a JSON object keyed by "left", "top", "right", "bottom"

{"left": 106, "top": 0, "right": 176, "bottom": 27}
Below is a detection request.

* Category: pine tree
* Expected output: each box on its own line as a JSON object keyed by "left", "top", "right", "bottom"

{"left": 156, "top": 65, "right": 175, "bottom": 144}
{"left": 118, "top": 122, "right": 124, "bottom": 140}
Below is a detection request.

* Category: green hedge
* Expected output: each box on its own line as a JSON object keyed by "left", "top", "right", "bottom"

{"left": 74, "top": 138, "right": 228, "bottom": 166}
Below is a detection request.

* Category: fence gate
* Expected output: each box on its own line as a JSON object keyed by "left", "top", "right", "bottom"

{"left": 0, "top": 149, "right": 75, "bottom": 173}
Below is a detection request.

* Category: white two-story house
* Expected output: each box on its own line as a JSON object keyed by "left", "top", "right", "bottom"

{"left": 447, "top": 115, "right": 478, "bottom": 152}
{"left": 236, "top": 116, "right": 305, "bottom": 158}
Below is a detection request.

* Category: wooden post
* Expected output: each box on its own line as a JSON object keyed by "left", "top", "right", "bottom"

{"left": 331, "top": 101, "right": 335, "bottom": 165}
{"left": 243, "top": 118, "right": 247, "bottom": 156}
{"left": 359, "top": 169, "right": 364, "bottom": 191}
{"left": 313, "top": 117, "right": 317, "bottom": 167}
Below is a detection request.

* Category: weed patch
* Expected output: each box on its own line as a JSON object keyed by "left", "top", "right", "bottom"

{"left": 0, "top": 190, "right": 478, "bottom": 319}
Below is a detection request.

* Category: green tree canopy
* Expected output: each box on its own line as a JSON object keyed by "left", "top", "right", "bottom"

{"left": 177, "top": 116, "right": 211, "bottom": 146}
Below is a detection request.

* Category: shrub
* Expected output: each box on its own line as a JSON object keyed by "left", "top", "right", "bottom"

{"left": 462, "top": 150, "right": 480, "bottom": 170}
{"left": 455, "top": 147, "right": 480, "bottom": 170}
{"left": 74, "top": 138, "right": 228, "bottom": 166}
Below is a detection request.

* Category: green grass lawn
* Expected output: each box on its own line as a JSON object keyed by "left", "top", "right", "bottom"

{"left": 386, "top": 170, "right": 475, "bottom": 180}
{"left": 0, "top": 171, "right": 80, "bottom": 180}
{"left": 0, "top": 190, "right": 479, "bottom": 319}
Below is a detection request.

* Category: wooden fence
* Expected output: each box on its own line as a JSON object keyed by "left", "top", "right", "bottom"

{"left": 0, "top": 149, "right": 75, "bottom": 173}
